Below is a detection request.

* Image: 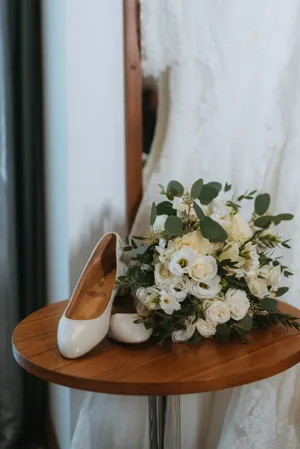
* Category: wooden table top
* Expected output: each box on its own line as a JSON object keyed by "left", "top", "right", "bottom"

{"left": 12, "top": 299, "right": 300, "bottom": 396}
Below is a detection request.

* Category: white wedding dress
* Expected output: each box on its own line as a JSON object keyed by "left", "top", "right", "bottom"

{"left": 71, "top": 1, "right": 300, "bottom": 448}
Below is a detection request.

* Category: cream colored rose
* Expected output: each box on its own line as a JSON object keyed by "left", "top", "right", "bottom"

{"left": 218, "top": 242, "right": 239, "bottom": 262}
{"left": 189, "top": 255, "right": 218, "bottom": 282}
{"left": 246, "top": 277, "right": 269, "bottom": 299}
{"left": 267, "top": 265, "right": 281, "bottom": 291}
{"left": 196, "top": 319, "right": 217, "bottom": 338}
{"left": 225, "top": 288, "right": 250, "bottom": 320}
{"left": 203, "top": 299, "right": 231, "bottom": 324}
{"left": 227, "top": 214, "right": 253, "bottom": 243}
{"left": 240, "top": 243, "right": 259, "bottom": 276}
{"left": 189, "top": 276, "right": 221, "bottom": 299}
{"left": 152, "top": 214, "right": 168, "bottom": 232}
{"left": 134, "top": 298, "right": 149, "bottom": 317}
{"left": 136, "top": 286, "right": 160, "bottom": 310}
{"left": 168, "top": 277, "right": 189, "bottom": 302}
{"left": 174, "top": 230, "right": 212, "bottom": 255}
{"left": 154, "top": 263, "right": 176, "bottom": 288}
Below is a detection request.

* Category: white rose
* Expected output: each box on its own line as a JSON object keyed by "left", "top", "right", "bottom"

{"left": 267, "top": 265, "right": 281, "bottom": 290}
{"left": 189, "top": 255, "right": 218, "bottom": 282}
{"left": 135, "top": 287, "right": 148, "bottom": 303}
{"left": 159, "top": 290, "right": 181, "bottom": 315}
{"left": 174, "top": 230, "right": 212, "bottom": 255}
{"left": 169, "top": 246, "right": 198, "bottom": 276}
{"left": 189, "top": 275, "right": 221, "bottom": 299}
{"left": 227, "top": 214, "right": 253, "bottom": 243}
{"left": 152, "top": 214, "right": 168, "bottom": 232}
{"left": 218, "top": 242, "right": 240, "bottom": 262}
{"left": 240, "top": 243, "right": 259, "bottom": 276}
{"left": 136, "top": 286, "right": 160, "bottom": 310}
{"left": 154, "top": 263, "right": 176, "bottom": 288}
{"left": 259, "top": 265, "right": 271, "bottom": 279}
{"left": 172, "top": 317, "right": 196, "bottom": 342}
{"left": 225, "top": 288, "right": 250, "bottom": 321}
{"left": 246, "top": 277, "right": 269, "bottom": 299}
{"left": 134, "top": 298, "right": 149, "bottom": 316}
{"left": 203, "top": 299, "right": 231, "bottom": 324}
{"left": 196, "top": 319, "right": 217, "bottom": 338}
{"left": 168, "top": 277, "right": 189, "bottom": 302}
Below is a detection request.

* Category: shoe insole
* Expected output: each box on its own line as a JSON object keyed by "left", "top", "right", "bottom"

{"left": 67, "top": 269, "right": 117, "bottom": 320}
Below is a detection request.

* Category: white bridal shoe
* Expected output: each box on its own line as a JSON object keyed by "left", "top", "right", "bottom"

{"left": 109, "top": 313, "right": 152, "bottom": 344}
{"left": 57, "top": 232, "right": 151, "bottom": 358}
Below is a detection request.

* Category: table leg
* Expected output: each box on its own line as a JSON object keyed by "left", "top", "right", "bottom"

{"left": 148, "top": 395, "right": 181, "bottom": 449}
{"left": 164, "top": 396, "right": 181, "bottom": 449}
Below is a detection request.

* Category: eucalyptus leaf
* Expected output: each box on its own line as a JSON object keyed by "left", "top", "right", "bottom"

{"left": 150, "top": 202, "right": 157, "bottom": 226}
{"left": 157, "top": 201, "right": 175, "bottom": 216}
{"left": 216, "top": 324, "right": 231, "bottom": 342}
{"left": 255, "top": 193, "right": 271, "bottom": 215}
{"left": 167, "top": 180, "right": 184, "bottom": 196}
{"left": 191, "top": 178, "right": 203, "bottom": 199}
{"left": 193, "top": 201, "right": 205, "bottom": 221}
{"left": 276, "top": 213, "right": 294, "bottom": 222}
{"left": 258, "top": 298, "right": 278, "bottom": 310}
{"left": 199, "top": 184, "right": 219, "bottom": 205}
{"left": 165, "top": 216, "right": 183, "bottom": 237}
{"left": 276, "top": 286, "right": 289, "bottom": 297}
{"left": 241, "top": 315, "right": 253, "bottom": 330}
{"left": 122, "top": 246, "right": 133, "bottom": 252}
{"left": 132, "top": 244, "right": 149, "bottom": 256}
{"left": 200, "top": 217, "right": 227, "bottom": 242}
{"left": 254, "top": 215, "right": 273, "bottom": 228}
{"left": 207, "top": 181, "right": 222, "bottom": 192}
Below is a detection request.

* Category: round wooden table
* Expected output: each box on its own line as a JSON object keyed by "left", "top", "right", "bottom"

{"left": 12, "top": 299, "right": 300, "bottom": 449}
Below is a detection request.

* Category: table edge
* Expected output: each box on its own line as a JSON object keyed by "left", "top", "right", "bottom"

{"left": 12, "top": 338, "right": 300, "bottom": 396}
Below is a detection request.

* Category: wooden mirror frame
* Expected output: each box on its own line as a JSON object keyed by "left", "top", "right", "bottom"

{"left": 124, "top": 0, "right": 143, "bottom": 231}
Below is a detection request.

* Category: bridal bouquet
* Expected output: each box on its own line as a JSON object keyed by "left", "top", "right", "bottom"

{"left": 118, "top": 179, "right": 300, "bottom": 343}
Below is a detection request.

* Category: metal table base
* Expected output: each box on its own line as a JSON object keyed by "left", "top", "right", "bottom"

{"left": 148, "top": 396, "right": 181, "bottom": 449}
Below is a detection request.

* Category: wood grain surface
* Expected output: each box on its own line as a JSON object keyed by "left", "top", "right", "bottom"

{"left": 12, "top": 299, "right": 300, "bottom": 396}
{"left": 124, "top": 0, "right": 143, "bottom": 231}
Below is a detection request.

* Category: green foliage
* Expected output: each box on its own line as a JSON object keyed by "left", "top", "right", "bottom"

{"left": 206, "top": 181, "right": 222, "bottom": 192}
{"left": 200, "top": 217, "right": 228, "bottom": 242}
{"left": 150, "top": 202, "right": 157, "bottom": 226}
{"left": 193, "top": 201, "right": 205, "bottom": 221}
{"left": 224, "top": 182, "right": 232, "bottom": 192}
{"left": 255, "top": 193, "right": 271, "bottom": 215}
{"left": 216, "top": 324, "right": 231, "bottom": 342}
{"left": 165, "top": 216, "right": 183, "bottom": 236}
{"left": 241, "top": 315, "right": 253, "bottom": 330}
{"left": 156, "top": 201, "right": 175, "bottom": 216}
{"left": 191, "top": 178, "right": 203, "bottom": 199}
{"left": 276, "top": 286, "right": 289, "bottom": 297}
{"left": 258, "top": 298, "right": 278, "bottom": 311}
{"left": 255, "top": 213, "right": 294, "bottom": 228}
{"left": 167, "top": 180, "right": 184, "bottom": 196}
{"left": 199, "top": 183, "right": 220, "bottom": 205}
{"left": 226, "top": 200, "right": 241, "bottom": 213}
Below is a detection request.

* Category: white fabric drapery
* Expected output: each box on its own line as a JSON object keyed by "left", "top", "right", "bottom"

{"left": 71, "top": 1, "right": 300, "bottom": 448}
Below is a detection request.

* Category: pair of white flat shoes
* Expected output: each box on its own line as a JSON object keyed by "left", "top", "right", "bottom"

{"left": 57, "top": 233, "right": 152, "bottom": 359}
